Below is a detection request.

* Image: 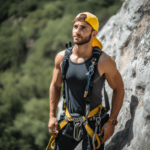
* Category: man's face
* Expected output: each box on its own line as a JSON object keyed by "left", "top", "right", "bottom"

{"left": 72, "top": 21, "right": 93, "bottom": 45}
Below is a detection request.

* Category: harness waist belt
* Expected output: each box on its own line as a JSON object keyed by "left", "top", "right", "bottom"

{"left": 46, "top": 103, "right": 103, "bottom": 150}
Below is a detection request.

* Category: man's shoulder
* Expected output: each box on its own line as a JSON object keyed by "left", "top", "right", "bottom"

{"left": 98, "top": 51, "right": 117, "bottom": 76}
{"left": 55, "top": 50, "right": 65, "bottom": 68}
{"left": 98, "top": 51, "right": 116, "bottom": 67}
{"left": 57, "top": 50, "right": 65, "bottom": 58}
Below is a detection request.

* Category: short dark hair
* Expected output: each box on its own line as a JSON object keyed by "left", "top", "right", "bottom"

{"left": 73, "top": 13, "right": 95, "bottom": 31}
{"left": 73, "top": 14, "right": 87, "bottom": 23}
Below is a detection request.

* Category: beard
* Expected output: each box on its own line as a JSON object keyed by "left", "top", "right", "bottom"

{"left": 73, "top": 32, "right": 92, "bottom": 45}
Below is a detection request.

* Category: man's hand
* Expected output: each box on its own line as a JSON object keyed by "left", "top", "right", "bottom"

{"left": 48, "top": 117, "right": 59, "bottom": 138}
{"left": 99, "top": 122, "right": 115, "bottom": 144}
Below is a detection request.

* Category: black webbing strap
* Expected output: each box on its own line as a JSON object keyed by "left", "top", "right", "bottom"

{"left": 66, "top": 41, "right": 72, "bottom": 49}
{"left": 84, "top": 47, "right": 102, "bottom": 119}
{"left": 61, "top": 42, "right": 73, "bottom": 110}
{"left": 103, "top": 83, "right": 110, "bottom": 112}
{"left": 84, "top": 47, "right": 110, "bottom": 118}
{"left": 84, "top": 58, "right": 97, "bottom": 119}
{"left": 92, "top": 47, "right": 110, "bottom": 112}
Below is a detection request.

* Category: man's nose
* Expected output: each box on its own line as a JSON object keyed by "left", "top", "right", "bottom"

{"left": 76, "top": 27, "right": 81, "bottom": 35}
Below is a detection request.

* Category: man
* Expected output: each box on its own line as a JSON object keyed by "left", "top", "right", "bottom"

{"left": 48, "top": 12, "right": 124, "bottom": 150}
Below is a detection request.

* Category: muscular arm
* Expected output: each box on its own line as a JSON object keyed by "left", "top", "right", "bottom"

{"left": 49, "top": 80, "right": 62, "bottom": 118}
{"left": 104, "top": 59, "right": 124, "bottom": 119}
{"left": 98, "top": 52, "right": 124, "bottom": 119}
{"left": 98, "top": 52, "right": 125, "bottom": 143}
{"left": 48, "top": 50, "right": 65, "bottom": 137}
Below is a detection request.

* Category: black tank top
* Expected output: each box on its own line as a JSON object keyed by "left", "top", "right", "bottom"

{"left": 64, "top": 47, "right": 105, "bottom": 117}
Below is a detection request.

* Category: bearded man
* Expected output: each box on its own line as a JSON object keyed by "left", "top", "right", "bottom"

{"left": 47, "top": 12, "right": 124, "bottom": 150}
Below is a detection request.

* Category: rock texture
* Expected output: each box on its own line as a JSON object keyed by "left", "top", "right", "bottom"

{"left": 97, "top": 0, "right": 150, "bottom": 149}
{"left": 57, "top": 0, "right": 150, "bottom": 149}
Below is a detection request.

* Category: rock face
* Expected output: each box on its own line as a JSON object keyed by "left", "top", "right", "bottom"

{"left": 97, "top": 0, "right": 150, "bottom": 149}
{"left": 57, "top": 0, "right": 150, "bottom": 149}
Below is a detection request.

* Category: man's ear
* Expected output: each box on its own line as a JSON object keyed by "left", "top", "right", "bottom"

{"left": 92, "top": 30, "right": 98, "bottom": 37}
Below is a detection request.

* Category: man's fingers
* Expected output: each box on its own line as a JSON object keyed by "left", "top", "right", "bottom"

{"left": 48, "top": 123, "right": 54, "bottom": 134}
{"left": 49, "top": 127, "right": 58, "bottom": 138}
{"left": 102, "top": 134, "right": 108, "bottom": 144}
{"left": 48, "top": 126, "right": 53, "bottom": 134}
{"left": 48, "top": 123, "right": 59, "bottom": 137}
{"left": 52, "top": 131, "right": 58, "bottom": 138}
{"left": 100, "top": 128, "right": 108, "bottom": 144}
{"left": 49, "top": 127, "right": 54, "bottom": 136}
{"left": 48, "top": 123, "right": 56, "bottom": 136}
{"left": 48, "top": 117, "right": 59, "bottom": 137}
{"left": 55, "top": 121, "right": 59, "bottom": 133}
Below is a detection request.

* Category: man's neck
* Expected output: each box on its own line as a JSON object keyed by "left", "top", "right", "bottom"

{"left": 72, "top": 43, "right": 93, "bottom": 58}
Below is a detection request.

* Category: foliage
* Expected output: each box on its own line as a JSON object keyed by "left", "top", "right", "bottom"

{"left": 0, "top": 20, "right": 27, "bottom": 71}
{"left": 0, "top": 0, "right": 123, "bottom": 149}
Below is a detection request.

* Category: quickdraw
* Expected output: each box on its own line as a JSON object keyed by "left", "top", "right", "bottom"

{"left": 92, "top": 113, "right": 101, "bottom": 149}
{"left": 84, "top": 58, "right": 97, "bottom": 98}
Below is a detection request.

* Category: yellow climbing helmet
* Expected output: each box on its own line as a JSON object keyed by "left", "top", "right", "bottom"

{"left": 74, "top": 12, "right": 103, "bottom": 50}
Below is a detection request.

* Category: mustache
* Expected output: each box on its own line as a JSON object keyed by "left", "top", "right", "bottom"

{"left": 73, "top": 35, "right": 82, "bottom": 38}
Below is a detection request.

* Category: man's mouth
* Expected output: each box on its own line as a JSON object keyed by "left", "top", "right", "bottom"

{"left": 74, "top": 36, "right": 81, "bottom": 38}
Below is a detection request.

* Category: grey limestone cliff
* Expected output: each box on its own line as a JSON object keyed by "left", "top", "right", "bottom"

{"left": 97, "top": 0, "right": 150, "bottom": 149}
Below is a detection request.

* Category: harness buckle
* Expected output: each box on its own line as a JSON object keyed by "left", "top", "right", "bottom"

{"left": 93, "top": 113, "right": 101, "bottom": 125}
{"left": 96, "top": 114, "right": 101, "bottom": 125}
{"left": 73, "top": 117, "right": 84, "bottom": 141}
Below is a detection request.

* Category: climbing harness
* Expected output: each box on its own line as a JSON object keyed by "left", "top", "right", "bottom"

{"left": 46, "top": 104, "right": 103, "bottom": 150}
{"left": 46, "top": 41, "right": 110, "bottom": 150}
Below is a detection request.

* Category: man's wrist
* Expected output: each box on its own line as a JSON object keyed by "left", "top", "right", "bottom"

{"left": 108, "top": 118, "right": 118, "bottom": 126}
{"left": 50, "top": 113, "right": 56, "bottom": 118}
